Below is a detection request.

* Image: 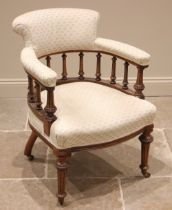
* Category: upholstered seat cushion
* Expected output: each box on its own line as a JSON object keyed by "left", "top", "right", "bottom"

{"left": 28, "top": 82, "right": 156, "bottom": 149}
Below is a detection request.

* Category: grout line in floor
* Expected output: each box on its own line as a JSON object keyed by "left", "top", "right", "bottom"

{"left": 154, "top": 127, "right": 172, "bottom": 131}
{"left": 116, "top": 175, "right": 172, "bottom": 180}
{"left": 0, "top": 98, "right": 27, "bottom": 100}
{"left": 151, "top": 175, "right": 172, "bottom": 178}
{"left": 0, "top": 175, "right": 172, "bottom": 182}
{"left": 0, "top": 127, "right": 167, "bottom": 133}
{"left": 162, "top": 128, "right": 172, "bottom": 144}
{"left": 154, "top": 128, "right": 165, "bottom": 131}
{"left": 0, "top": 130, "right": 31, "bottom": 132}
{"left": 0, "top": 177, "right": 57, "bottom": 181}
{"left": 158, "top": 129, "right": 172, "bottom": 156}
{"left": 0, "top": 177, "right": 115, "bottom": 181}
{"left": 117, "top": 178, "right": 126, "bottom": 210}
{"left": 44, "top": 147, "right": 49, "bottom": 179}
{"left": 24, "top": 112, "right": 29, "bottom": 131}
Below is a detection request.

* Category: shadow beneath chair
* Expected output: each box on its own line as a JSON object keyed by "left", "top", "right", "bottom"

{"left": 68, "top": 151, "right": 122, "bottom": 178}
{"left": 12, "top": 140, "right": 47, "bottom": 178}
{"left": 14, "top": 140, "right": 172, "bottom": 207}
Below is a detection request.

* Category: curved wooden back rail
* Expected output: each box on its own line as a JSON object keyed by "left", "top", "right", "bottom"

{"left": 27, "top": 50, "right": 148, "bottom": 136}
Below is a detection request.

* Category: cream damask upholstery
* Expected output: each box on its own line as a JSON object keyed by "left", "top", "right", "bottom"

{"left": 28, "top": 82, "right": 156, "bottom": 149}
{"left": 12, "top": 8, "right": 150, "bottom": 66}
{"left": 21, "top": 47, "right": 57, "bottom": 87}
{"left": 12, "top": 8, "right": 99, "bottom": 57}
{"left": 13, "top": 8, "right": 156, "bottom": 204}
{"left": 12, "top": 8, "right": 155, "bottom": 149}
{"left": 95, "top": 38, "right": 151, "bottom": 65}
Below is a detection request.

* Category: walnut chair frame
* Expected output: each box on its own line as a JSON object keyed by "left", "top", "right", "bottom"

{"left": 24, "top": 49, "right": 154, "bottom": 205}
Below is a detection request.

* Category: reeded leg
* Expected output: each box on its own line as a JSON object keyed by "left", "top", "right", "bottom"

{"left": 139, "top": 125, "right": 154, "bottom": 178}
{"left": 56, "top": 151, "right": 70, "bottom": 205}
{"left": 24, "top": 131, "right": 38, "bottom": 160}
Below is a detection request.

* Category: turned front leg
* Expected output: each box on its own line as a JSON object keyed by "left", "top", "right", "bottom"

{"left": 134, "top": 65, "right": 146, "bottom": 99}
{"left": 56, "top": 151, "right": 71, "bottom": 205}
{"left": 139, "top": 125, "right": 154, "bottom": 178}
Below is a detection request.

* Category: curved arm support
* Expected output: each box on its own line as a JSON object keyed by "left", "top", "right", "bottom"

{"left": 21, "top": 47, "right": 57, "bottom": 87}
{"left": 94, "top": 38, "right": 151, "bottom": 66}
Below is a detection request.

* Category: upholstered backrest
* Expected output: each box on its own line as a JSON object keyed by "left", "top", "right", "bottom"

{"left": 12, "top": 8, "right": 99, "bottom": 57}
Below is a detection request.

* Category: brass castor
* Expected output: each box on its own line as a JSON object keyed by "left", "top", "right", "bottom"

{"left": 140, "top": 165, "right": 151, "bottom": 178}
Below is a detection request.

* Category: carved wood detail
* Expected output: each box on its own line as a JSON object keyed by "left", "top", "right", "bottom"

{"left": 122, "top": 61, "right": 129, "bottom": 89}
{"left": 56, "top": 151, "right": 71, "bottom": 205}
{"left": 78, "top": 52, "right": 84, "bottom": 80}
{"left": 96, "top": 52, "right": 102, "bottom": 81}
{"left": 46, "top": 55, "right": 51, "bottom": 67}
{"left": 27, "top": 75, "right": 35, "bottom": 103}
{"left": 110, "top": 56, "right": 117, "bottom": 84}
{"left": 35, "top": 81, "right": 42, "bottom": 110}
{"left": 139, "top": 124, "right": 154, "bottom": 178}
{"left": 44, "top": 87, "right": 57, "bottom": 136}
{"left": 62, "top": 53, "right": 67, "bottom": 80}
{"left": 134, "top": 65, "right": 146, "bottom": 99}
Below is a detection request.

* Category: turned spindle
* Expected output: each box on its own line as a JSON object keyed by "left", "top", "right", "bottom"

{"left": 78, "top": 52, "right": 84, "bottom": 80}
{"left": 62, "top": 53, "right": 67, "bottom": 80}
{"left": 35, "top": 81, "right": 42, "bottom": 110}
{"left": 122, "top": 61, "right": 129, "bottom": 89}
{"left": 96, "top": 53, "right": 102, "bottom": 81}
{"left": 46, "top": 56, "right": 51, "bottom": 67}
{"left": 44, "top": 87, "right": 57, "bottom": 135}
{"left": 110, "top": 56, "right": 117, "bottom": 84}
{"left": 134, "top": 65, "right": 145, "bottom": 99}
{"left": 28, "top": 75, "right": 35, "bottom": 103}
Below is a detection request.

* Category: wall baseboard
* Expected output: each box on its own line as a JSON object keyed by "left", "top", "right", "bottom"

{"left": 0, "top": 77, "right": 172, "bottom": 97}
{"left": 0, "top": 79, "right": 27, "bottom": 98}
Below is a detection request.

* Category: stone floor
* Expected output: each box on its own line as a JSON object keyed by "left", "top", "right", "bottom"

{"left": 0, "top": 97, "right": 172, "bottom": 210}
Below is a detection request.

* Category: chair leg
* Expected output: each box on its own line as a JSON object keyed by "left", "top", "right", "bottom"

{"left": 24, "top": 130, "right": 38, "bottom": 160}
{"left": 56, "top": 151, "right": 70, "bottom": 205}
{"left": 139, "top": 125, "right": 154, "bottom": 178}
